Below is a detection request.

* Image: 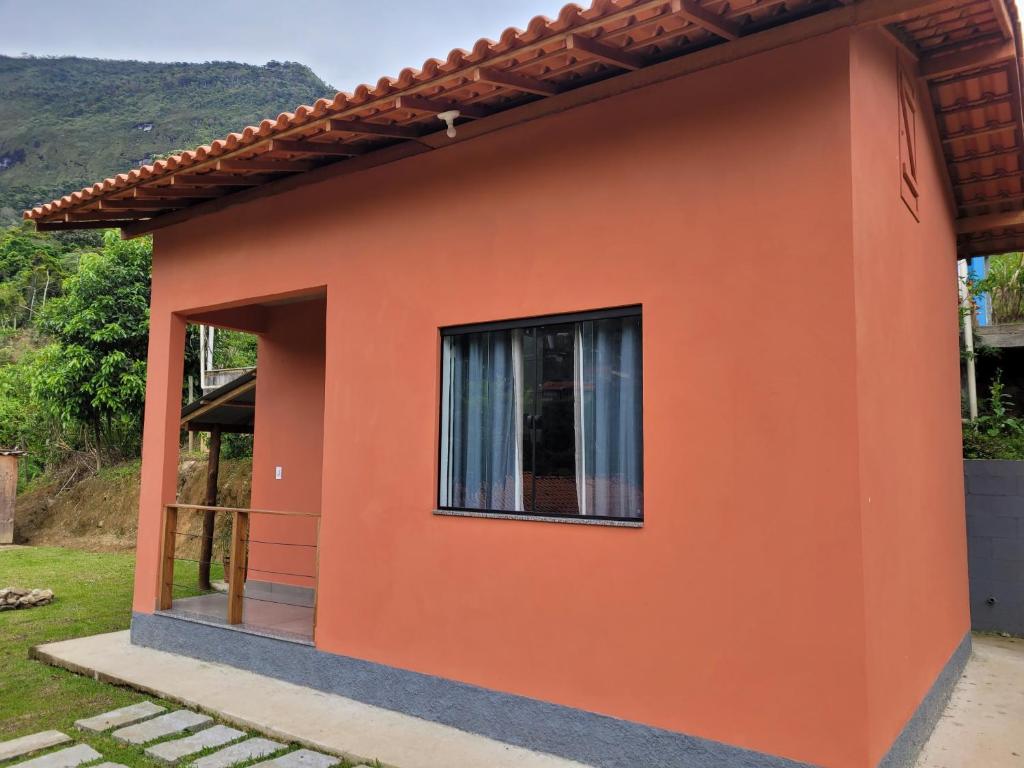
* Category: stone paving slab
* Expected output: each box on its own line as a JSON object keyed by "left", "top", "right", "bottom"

{"left": 11, "top": 744, "right": 101, "bottom": 768}
{"left": 145, "top": 725, "right": 246, "bottom": 764}
{"left": 0, "top": 731, "right": 71, "bottom": 762}
{"left": 112, "top": 710, "right": 211, "bottom": 745}
{"left": 191, "top": 738, "right": 287, "bottom": 768}
{"left": 75, "top": 702, "right": 166, "bottom": 732}
{"left": 251, "top": 750, "right": 339, "bottom": 768}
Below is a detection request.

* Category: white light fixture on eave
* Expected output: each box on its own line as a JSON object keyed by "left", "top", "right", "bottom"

{"left": 437, "top": 110, "right": 460, "bottom": 138}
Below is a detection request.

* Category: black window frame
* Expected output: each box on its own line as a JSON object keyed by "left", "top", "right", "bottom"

{"left": 436, "top": 304, "right": 644, "bottom": 523}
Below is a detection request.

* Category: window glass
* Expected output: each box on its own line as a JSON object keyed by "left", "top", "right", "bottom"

{"left": 440, "top": 309, "right": 642, "bottom": 520}
{"left": 532, "top": 323, "right": 579, "bottom": 516}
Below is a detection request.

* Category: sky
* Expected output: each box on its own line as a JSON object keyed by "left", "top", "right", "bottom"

{"left": 0, "top": 0, "right": 563, "bottom": 92}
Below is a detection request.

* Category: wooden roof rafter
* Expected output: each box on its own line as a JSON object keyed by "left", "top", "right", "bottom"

{"left": 954, "top": 167, "right": 1024, "bottom": 186}
{"left": 132, "top": 186, "right": 224, "bottom": 199}
{"left": 935, "top": 92, "right": 1013, "bottom": 114}
{"left": 670, "top": 0, "right": 744, "bottom": 39}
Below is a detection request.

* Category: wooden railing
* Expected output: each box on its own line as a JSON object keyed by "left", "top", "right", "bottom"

{"left": 160, "top": 503, "right": 319, "bottom": 625}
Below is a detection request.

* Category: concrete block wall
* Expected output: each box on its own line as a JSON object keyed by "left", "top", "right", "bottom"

{"left": 964, "top": 460, "right": 1024, "bottom": 636}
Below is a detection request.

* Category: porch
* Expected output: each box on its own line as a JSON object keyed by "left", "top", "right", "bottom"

{"left": 155, "top": 292, "right": 326, "bottom": 645}
{"left": 158, "top": 503, "right": 318, "bottom": 644}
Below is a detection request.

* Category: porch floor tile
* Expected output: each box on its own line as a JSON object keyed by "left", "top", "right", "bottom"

{"left": 166, "top": 585, "right": 313, "bottom": 643}
{"left": 32, "top": 631, "right": 589, "bottom": 768}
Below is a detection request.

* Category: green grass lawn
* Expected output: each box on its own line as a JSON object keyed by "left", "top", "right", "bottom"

{"left": 0, "top": 546, "right": 284, "bottom": 768}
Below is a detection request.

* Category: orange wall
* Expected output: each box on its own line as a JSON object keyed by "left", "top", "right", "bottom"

{"left": 134, "top": 28, "right": 966, "bottom": 768}
{"left": 247, "top": 298, "right": 326, "bottom": 586}
{"left": 848, "top": 28, "right": 970, "bottom": 766}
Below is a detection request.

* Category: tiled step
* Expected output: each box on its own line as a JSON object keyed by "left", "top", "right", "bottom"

{"left": 251, "top": 750, "right": 340, "bottom": 768}
{"left": 145, "top": 725, "right": 246, "bottom": 764}
{"left": 11, "top": 744, "right": 101, "bottom": 768}
{"left": 112, "top": 710, "right": 211, "bottom": 745}
{"left": 75, "top": 702, "right": 165, "bottom": 732}
{"left": 0, "top": 731, "right": 71, "bottom": 762}
{"left": 190, "top": 738, "right": 287, "bottom": 768}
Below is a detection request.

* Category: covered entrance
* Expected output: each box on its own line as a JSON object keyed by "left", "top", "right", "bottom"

{"left": 157, "top": 292, "right": 326, "bottom": 644}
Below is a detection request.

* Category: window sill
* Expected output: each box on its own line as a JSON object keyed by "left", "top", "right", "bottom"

{"left": 432, "top": 509, "right": 643, "bottom": 528}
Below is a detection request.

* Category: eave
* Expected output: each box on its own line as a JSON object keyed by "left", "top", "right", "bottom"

{"left": 22, "top": 0, "right": 1024, "bottom": 258}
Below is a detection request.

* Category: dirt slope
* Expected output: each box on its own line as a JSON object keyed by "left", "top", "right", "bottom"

{"left": 14, "top": 457, "right": 252, "bottom": 552}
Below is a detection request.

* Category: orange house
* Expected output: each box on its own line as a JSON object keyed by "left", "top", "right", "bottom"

{"left": 25, "top": 0, "right": 1024, "bottom": 765}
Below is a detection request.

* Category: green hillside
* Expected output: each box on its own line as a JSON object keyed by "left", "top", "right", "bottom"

{"left": 0, "top": 55, "right": 332, "bottom": 219}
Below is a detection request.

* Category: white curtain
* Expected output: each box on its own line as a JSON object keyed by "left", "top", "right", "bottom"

{"left": 573, "top": 317, "right": 643, "bottom": 518}
{"left": 573, "top": 324, "right": 588, "bottom": 516}
{"left": 441, "top": 330, "right": 524, "bottom": 511}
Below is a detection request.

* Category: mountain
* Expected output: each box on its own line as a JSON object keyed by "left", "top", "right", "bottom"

{"left": 0, "top": 55, "right": 333, "bottom": 218}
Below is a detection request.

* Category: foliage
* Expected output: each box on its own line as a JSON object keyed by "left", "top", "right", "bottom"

{"left": 0, "top": 222, "right": 79, "bottom": 330}
{"left": 0, "top": 342, "right": 46, "bottom": 477}
{"left": 963, "top": 371, "right": 1024, "bottom": 459}
{"left": 213, "top": 328, "right": 258, "bottom": 369}
{"left": 0, "top": 226, "right": 152, "bottom": 478}
{"left": 0, "top": 51, "right": 310, "bottom": 482}
{"left": 0, "top": 55, "right": 331, "bottom": 212}
{"left": 222, "top": 432, "right": 254, "bottom": 459}
{"left": 33, "top": 231, "right": 151, "bottom": 455}
{"left": 0, "top": 220, "right": 262, "bottom": 479}
{"left": 970, "top": 253, "right": 1024, "bottom": 324}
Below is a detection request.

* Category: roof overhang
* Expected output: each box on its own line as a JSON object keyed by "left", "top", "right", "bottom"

{"left": 181, "top": 370, "right": 256, "bottom": 434}
{"left": 22, "top": 0, "right": 1024, "bottom": 257}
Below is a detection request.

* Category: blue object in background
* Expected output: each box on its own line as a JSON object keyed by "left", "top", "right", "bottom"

{"left": 969, "top": 256, "right": 989, "bottom": 326}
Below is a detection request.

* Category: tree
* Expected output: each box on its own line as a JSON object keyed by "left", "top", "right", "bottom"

{"left": 33, "top": 231, "right": 151, "bottom": 457}
{"left": 0, "top": 222, "right": 76, "bottom": 329}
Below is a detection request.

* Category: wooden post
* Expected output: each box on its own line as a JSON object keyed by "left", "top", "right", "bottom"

{"left": 312, "top": 516, "right": 321, "bottom": 640}
{"left": 0, "top": 453, "right": 19, "bottom": 545}
{"left": 198, "top": 426, "right": 221, "bottom": 590}
{"left": 227, "top": 510, "right": 249, "bottom": 624}
{"left": 0, "top": 450, "right": 19, "bottom": 548}
{"left": 158, "top": 505, "right": 178, "bottom": 609}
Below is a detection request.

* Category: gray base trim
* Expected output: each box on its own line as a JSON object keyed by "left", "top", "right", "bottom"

{"left": 878, "top": 631, "right": 972, "bottom": 768}
{"left": 131, "top": 611, "right": 809, "bottom": 768}
{"left": 131, "top": 612, "right": 969, "bottom": 768}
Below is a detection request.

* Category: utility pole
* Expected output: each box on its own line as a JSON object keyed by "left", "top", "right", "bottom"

{"left": 187, "top": 376, "right": 194, "bottom": 453}
{"left": 958, "top": 259, "right": 978, "bottom": 420}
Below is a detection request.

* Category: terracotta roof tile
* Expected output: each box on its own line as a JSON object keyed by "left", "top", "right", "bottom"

{"left": 23, "top": 0, "right": 1024, "bottom": 257}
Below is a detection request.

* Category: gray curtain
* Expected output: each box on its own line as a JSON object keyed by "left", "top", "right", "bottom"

{"left": 578, "top": 316, "right": 643, "bottom": 517}
{"left": 445, "top": 330, "right": 521, "bottom": 511}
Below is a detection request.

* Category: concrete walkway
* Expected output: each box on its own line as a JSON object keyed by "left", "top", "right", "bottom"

{"left": 915, "top": 634, "right": 1024, "bottom": 768}
{"left": 33, "top": 630, "right": 1024, "bottom": 768}
{"left": 32, "top": 631, "right": 587, "bottom": 768}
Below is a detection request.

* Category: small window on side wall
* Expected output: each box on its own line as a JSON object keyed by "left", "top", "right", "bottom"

{"left": 438, "top": 307, "right": 643, "bottom": 521}
{"left": 899, "top": 63, "right": 920, "bottom": 221}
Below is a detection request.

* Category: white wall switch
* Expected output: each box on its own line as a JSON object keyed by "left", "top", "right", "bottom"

{"left": 275, "top": 466, "right": 283, "bottom": 480}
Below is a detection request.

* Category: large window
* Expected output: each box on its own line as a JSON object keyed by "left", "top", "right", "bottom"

{"left": 439, "top": 307, "right": 643, "bottom": 521}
